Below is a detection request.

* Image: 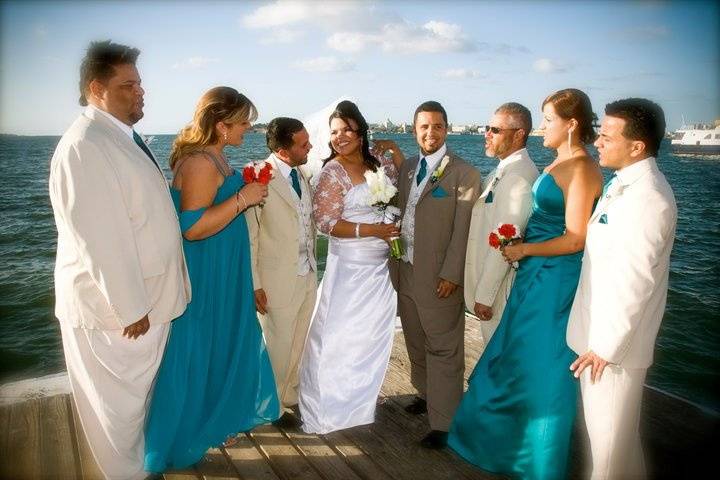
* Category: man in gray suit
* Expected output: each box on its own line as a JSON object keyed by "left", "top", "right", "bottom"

{"left": 392, "top": 101, "right": 481, "bottom": 448}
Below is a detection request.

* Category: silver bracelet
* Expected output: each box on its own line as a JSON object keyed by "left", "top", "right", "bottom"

{"left": 355, "top": 222, "right": 361, "bottom": 238}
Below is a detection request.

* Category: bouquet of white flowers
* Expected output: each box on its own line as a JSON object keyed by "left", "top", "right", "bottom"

{"left": 364, "top": 169, "right": 403, "bottom": 259}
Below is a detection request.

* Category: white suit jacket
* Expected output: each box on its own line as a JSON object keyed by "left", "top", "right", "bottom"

{"left": 464, "top": 148, "right": 538, "bottom": 317}
{"left": 49, "top": 107, "right": 191, "bottom": 330}
{"left": 567, "top": 157, "right": 677, "bottom": 368}
{"left": 245, "top": 154, "right": 316, "bottom": 309}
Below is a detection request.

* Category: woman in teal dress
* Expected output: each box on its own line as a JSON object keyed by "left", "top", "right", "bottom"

{"left": 448, "top": 89, "right": 603, "bottom": 479}
{"left": 144, "top": 87, "right": 279, "bottom": 472}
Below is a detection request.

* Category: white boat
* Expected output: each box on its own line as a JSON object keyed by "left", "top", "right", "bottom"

{"left": 671, "top": 121, "right": 720, "bottom": 155}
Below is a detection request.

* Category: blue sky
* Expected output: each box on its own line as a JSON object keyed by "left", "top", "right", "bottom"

{"left": 1, "top": 0, "right": 718, "bottom": 135}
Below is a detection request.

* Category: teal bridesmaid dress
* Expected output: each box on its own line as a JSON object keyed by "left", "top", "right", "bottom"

{"left": 448, "top": 172, "right": 581, "bottom": 480}
{"left": 144, "top": 170, "right": 279, "bottom": 472}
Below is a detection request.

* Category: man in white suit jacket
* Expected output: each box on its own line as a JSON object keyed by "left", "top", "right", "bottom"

{"left": 568, "top": 98, "right": 677, "bottom": 479}
{"left": 246, "top": 118, "right": 316, "bottom": 428}
{"left": 48, "top": 41, "right": 190, "bottom": 480}
{"left": 465, "top": 103, "right": 539, "bottom": 343}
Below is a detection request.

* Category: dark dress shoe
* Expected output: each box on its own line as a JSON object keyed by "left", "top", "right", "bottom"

{"left": 404, "top": 396, "right": 427, "bottom": 415}
{"left": 272, "top": 412, "right": 302, "bottom": 430}
{"left": 420, "top": 430, "right": 448, "bottom": 449}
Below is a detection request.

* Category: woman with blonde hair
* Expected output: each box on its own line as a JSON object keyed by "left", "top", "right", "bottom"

{"left": 449, "top": 88, "right": 603, "bottom": 479}
{"left": 144, "top": 86, "right": 278, "bottom": 472}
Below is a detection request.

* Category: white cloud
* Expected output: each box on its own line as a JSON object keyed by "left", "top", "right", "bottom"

{"left": 172, "top": 56, "right": 220, "bottom": 70}
{"left": 242, "top": 0, "right": 362, "bottom": 29}
{"left": 243, "top": 1, "right": 476, "bottom": 55}
{"left": 533, "top": 58, "right": 569, "bottom": 74}
{"left": 439, "top": 68, "right": 484, "bottom": 79}
{"left": 259, "top": 28, "right": 304, "bottom": 45}
{"left": 293, "top": 56, "right": 355, "bottom": 73}
{"left": 327, "top": 21, "right": 475, "bottom": 54}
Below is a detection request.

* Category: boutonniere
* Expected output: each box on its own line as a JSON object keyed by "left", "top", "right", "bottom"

{"left": 430, "top": 156, "right": 450, "bottom": 183}
{"left": 485, "top": 172, "right": 502, "bottom": 203}
{"left": 606, "top": 181, "right": 625, "bottom": 198}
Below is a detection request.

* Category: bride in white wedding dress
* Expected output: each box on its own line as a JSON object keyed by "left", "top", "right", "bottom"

{"left": 298, "top": 100, "right": 404, "bottom": 434}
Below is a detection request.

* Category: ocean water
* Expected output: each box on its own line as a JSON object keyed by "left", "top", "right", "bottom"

{"left": 1, "top": 132, "right": 718, "bottom": 412}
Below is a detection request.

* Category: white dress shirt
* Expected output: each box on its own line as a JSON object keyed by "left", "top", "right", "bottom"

{"left": 88, "top": 104, "right": 133, "bottom": 139}
{"left": 401, "top": 143, "right": 447, "bottom": 264}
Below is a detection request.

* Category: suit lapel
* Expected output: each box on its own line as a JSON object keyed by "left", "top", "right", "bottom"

{"left": 589, "top": 181, "right": 627, "bottom": 223}
{"left": 85, "top": 108, "right": 163, "bottom": 178}
{"left": 401, "top": 156, "right": 419, "bottom": 210}
{"left": 479, "top": 167, "right": 499, "bottom": 200}
{"left": 271, "top": 176, "right": 297, "bottom": 207}
{"left": 418, "top": 153, "right": 453, "bottom": 203}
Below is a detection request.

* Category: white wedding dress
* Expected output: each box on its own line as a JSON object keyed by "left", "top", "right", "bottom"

{"left": 299, "top": 159, "right": 397, "bottom": 434}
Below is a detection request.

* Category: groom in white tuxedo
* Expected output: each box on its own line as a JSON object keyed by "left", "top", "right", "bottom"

{"left": 567, "top": 98, "right": 677, "bottom": 479}
{"left": 49, "top": 41, "right": 190, "bottom": 479}
{"left": 465, "top": 103, "right": 538, "bottom": 343}
{"left": 246, "top": 117, "right": 316, "bottom": 429}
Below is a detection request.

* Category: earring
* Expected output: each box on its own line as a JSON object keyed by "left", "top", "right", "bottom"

{"left": 567, "top": 130, "right": 572, "bottom": 157}
{"left": 223, "top": 132, "right": 227, "bottom": 141}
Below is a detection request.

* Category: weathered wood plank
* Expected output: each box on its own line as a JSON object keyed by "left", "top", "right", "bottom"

{"left": 38, "top": 394, "right": 79, "bottom": 478}
{"left": 248, "top": 425, "right": 322, "bottom": 480}
{"left": 282, "top": 428, "right": 362, "bottom": 480}
{"left": 195, "top": 447, "right": 239, "bottom": 479}
{"left": 70, "top": 394, "right": 104, "bottom": 480}
{"left": 164, "top": 471, "right": 203, "bottom": 480}
{"left": 0, "top": 404, "right": 13, "bottom": 479}
{"left": 321, "top": 430, "right": 394, "bottom": 480}
{"left": 224, "top": 433, "right": 280, "bottom": 480}
{"left": 4, "top": 397, "right": 42, "bottom": 479}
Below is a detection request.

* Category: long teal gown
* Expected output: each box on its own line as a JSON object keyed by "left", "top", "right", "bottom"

{"left": 448, "top": 172, "right": 582, "bottom": 480}
{"left": 144, "top": 169, "right": 279, "bottom": 473}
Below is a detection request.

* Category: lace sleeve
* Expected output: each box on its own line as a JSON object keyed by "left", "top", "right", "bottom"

{"left": 379, "top": 153, "right": 399, "bottom": 186}
{"left": 312, "top": 161, "right": 351, "bottom": 234}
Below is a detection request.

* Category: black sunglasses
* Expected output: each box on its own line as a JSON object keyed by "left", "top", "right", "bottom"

{"left": 485, "top": 126, "right": 521, "bottom": 134}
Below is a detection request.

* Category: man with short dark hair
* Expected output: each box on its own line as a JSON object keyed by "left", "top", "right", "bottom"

{"left": 49, "top": 40, "right": 190, "bottom": 479}
{"left": 392, "top": 100, "right": 481, "bottom": 448}
{"left": 465, "top": 102, "right": 539, "bottom": 343}
{"left": 568, "top": 98, "right": 677, "bottom": 479}
{"left": 246, "top": 117, "right": 316, "bottom": 428}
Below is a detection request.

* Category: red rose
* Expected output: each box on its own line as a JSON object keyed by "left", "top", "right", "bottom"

{"left": 242, "top": 165, "right": 256, "bottom": 184}
{"left": 258, "top": 168, "right": 272, "bottom": 185}
{"left": 488, "top": 232, "right": 501, "bottom": 249}
{"left": 498, "top": 223, "right": 517, "bottom": 239}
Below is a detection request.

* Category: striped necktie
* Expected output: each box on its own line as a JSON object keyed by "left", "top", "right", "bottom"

{"left": 132, "top": 131, "right": 162, "bottom": 173}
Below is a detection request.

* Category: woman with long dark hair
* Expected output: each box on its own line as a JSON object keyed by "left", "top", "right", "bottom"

{"left": 448, "top": 88, "right": 603, "bottom": 479}
{"left": 298, "top": 100, "right": 404, "bottom": 433}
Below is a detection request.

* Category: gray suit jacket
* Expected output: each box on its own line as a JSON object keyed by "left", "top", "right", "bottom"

{"left": 391, "top": 149, "right": 481, "bottom": 308}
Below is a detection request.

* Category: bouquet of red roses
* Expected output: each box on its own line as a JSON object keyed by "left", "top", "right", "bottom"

{"left": 488, "top": 223, "right": 522, "bottom": 249}
{"left": 489, "top": 224, "right": 523, "bottom": 269}
{"left": 242, "top": 160, "right": 275, "bottom": 185}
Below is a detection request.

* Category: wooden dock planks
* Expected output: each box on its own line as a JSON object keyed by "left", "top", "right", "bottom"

{"left": 0, "top": 319, "right": 717, "bottom": 479}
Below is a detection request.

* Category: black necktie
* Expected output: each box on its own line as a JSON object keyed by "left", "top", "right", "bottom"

{"left": 133, "top": 131, "right": 162, "bottom": 173}
{"left": 290, "top": 168, "right": 302, "bottom": 198}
